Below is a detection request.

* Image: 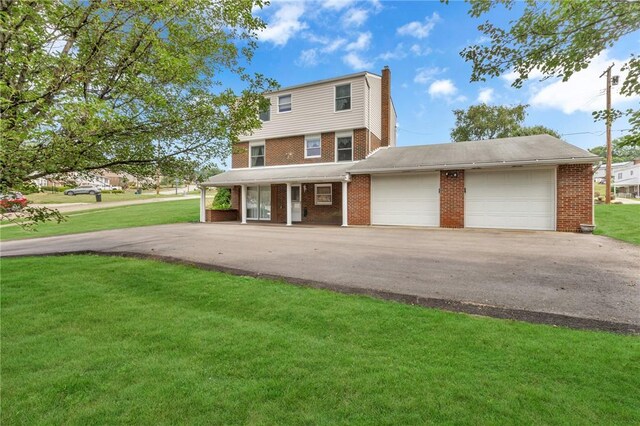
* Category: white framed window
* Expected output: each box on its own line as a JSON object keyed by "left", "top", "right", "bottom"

{"left": 631, "top": 170, "right": 634, "bottom": 176}
{"left": 259, "top": 98, "right": 270, "bottom": 121}
{"left": 278, "top": 94, "right": 292, "bottom": 113}
{"left": 305, "top": 134, "right": 321, "bottom": 158}
{"left": 617, "top": 172, "right": 623, "bottom": 180}
{"left": 335, "top": 83, "right": 351, "bottom": 112}
{"left": 336, "top": 131, "right": 353, "bottom": 162}
{"left": 246, "top": 186, "right": 271, "bottom": 220}
{"left": 315, "top": 184, "right": 332, "bottom": 205}
{"left": 249, "top": 142, "right": 265, "bottom": 167}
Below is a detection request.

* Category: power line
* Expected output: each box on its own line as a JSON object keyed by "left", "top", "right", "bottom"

{"left": 561, "top": 128, "right": 631, "bottom": 136}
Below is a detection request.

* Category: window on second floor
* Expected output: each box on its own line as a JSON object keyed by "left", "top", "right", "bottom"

{"left": 259, "top": 100, "right": 270, "bottom": 122}
{"left": 250, "top": 143, "right": 265, "bottom": 167}
{"left": 305, "top": 135, "right": 321, "bottom": 158}
{"left": 336, "top": 132, "right": 353, "bottom": 162}
{"left": 335, "top": 83, "right": 351, "bottom": 112}
{"left": 278, "top": 94, "right": 292, "bottom": 113}
{"left": 617, "top": 172, "right": 623, "bottom": 180}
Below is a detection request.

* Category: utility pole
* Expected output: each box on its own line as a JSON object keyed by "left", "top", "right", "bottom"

{"left": 599, "top": 63, "right": 615, "bottom": 204}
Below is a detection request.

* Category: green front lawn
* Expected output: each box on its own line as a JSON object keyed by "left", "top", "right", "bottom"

{"left": 0, "top": 199, "right": 199, "bottom": 241}
{"left": 594, "top": 204, "right": 640, "bottom": 245}
{"left": 2, "top": 255, "right": 639, "bottom": 424}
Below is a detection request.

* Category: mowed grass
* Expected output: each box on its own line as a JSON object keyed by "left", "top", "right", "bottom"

{"left": 594, "top": 204, "right": 640, "bottom": 245}
{"left": 2, "top": 255, "right": 639, "bottom": 425}
{"left": 0, "top": 199, "right": 199, "bottom": 241}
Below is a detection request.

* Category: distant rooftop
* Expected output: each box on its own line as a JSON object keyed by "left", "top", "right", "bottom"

{"left": 266, "top": 71, "right": 380, "bottom": 94}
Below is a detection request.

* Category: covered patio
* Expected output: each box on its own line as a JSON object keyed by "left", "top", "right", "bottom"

{"left": 199, "top": 163, "right": 354, "bottom": 226}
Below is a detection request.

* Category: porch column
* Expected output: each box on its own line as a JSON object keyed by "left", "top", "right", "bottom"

{"left": 241, "top": 184, "right": 247, "bottom": 224}
{"left": 342, "top": 180, "right": 348, "bottom": 227}
{"left": 199, "top": 187, "right": 207, "bottom": 223}
{"left": 286, "top": 182, "right": 292, "bottom": 226}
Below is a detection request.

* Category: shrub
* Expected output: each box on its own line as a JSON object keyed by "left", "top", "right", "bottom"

{"left": 212, "top": 187, "right": 231, "bottom": 210}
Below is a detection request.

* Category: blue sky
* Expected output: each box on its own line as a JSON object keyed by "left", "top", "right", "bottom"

{"left": 235, "top": 0, "right": 639, "bottom": 151}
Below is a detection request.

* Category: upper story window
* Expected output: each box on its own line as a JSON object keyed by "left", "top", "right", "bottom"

{"left": 278, "top": 94, "right": 292, "bottom": 113}
{"left": 335, "top": 83, "right": 351, "bottom": 112}
{"left": 259, "top": 100, "right": 270, "bottom": 122}
{"left": 250, "top": 142, "right": 265, "bottom": 167}
{"left": 336, "top": 132, "right": 353, "bottom": 162}
{"left": 305, "top": 135, "right": 321, "bottom": 158}
{"left": 617, "top": 172, "right": 623, "bottom": 180}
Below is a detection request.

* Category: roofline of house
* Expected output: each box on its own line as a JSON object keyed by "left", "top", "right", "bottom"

{"left": 266, "top": 71, "right": 380, "bottom": 95}
{"left": 349, "top": 157, "right": 601, "bottom": 174}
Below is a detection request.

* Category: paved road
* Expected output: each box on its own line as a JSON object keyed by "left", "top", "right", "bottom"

{"left": 30, "top": 195, "right": 200, "bottom": 213}
{"left": 1, "top": 223, "right": 638, "bottom": 331}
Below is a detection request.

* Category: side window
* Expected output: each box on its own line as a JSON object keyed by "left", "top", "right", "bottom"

{"left": 259, "top": 99, "right": 270, "bottom": 122}
{"left": 336, "top": 133, "right": 353, "bottom": 162}
{"left": 335, "top": 83, "right": 351, "bottom": 112}
{"left": 250, "top": 143, "right": 265, "bottom": 167}
{"left": 278, "top": 94, "right": 292, "bottom": 113}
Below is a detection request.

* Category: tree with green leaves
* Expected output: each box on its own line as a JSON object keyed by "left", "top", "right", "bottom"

{"left": 450, "top": 103, "right": 560, "bottom": 142}
{"left": 461, "top": 0, "right": 640, "bottom": 138}
{"left": 0, "top": 0, "right": 275, "bottom": 226}
{"left": 589, "top": 136, "right": 640, "bottom": 162}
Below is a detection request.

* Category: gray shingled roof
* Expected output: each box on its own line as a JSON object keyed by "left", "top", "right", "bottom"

{"left": 349, "top": 134, "right": 599, "bottom": 173}
{"left": 203, "top": 162, "right": 352, "bottom": 187}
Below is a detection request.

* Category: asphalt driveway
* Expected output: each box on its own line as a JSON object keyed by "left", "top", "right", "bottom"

{"left": 1, "top": 223, "right": 638, "bottom": 331}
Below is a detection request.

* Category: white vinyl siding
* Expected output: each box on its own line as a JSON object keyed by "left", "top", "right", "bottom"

{"left": 389, "top": 99, "right": 397, "bottom": 147}
{"left": 371, "top": 173, "right": 440, "bottom": 226}
{"left": 365, "top": 74, "right": 382, "bottom": 140}
{"left": 240, "top": 77, "right": 366, "bottom": 141}
{"left": 465, "top": 168, "right": 555, "bottom": 231}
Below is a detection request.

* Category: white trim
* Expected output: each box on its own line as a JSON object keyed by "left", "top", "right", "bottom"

{"left": 304, "top": 134, "right": 322, "bottom": 159}
{"left": 342, "top": 180, "right": 348, "bottom": 226}
{"left": 249, "top": 141, "right": 266, "bottom": 168}
{"left": 231, "top": 159, "right": 359, "bottom": 171}
{"left": 314, "top": 183, "right": 333, "bottom": 205}
{"left": 199, "top": 187, "right": 206, "bottom": 223}
{"left": 335, "top": 130, "right": 354, "bottom": 163}
{"left": 334, "top": 82, "right": 352, "bottom": 113}
{"left": 286, "top": 183, "right": 292, "bottom": 226}
{"left": 277, "top": 93, "right": 292, "bottom": 113}
{"left": 241, "top": 185, "right": 247, "bottom": 224}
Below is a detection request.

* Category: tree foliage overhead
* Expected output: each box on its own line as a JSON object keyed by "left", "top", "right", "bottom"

{"left": 0, "top": 0, "right": 275, "bottom": 194}
{"left": 450, "top": 103, "right": 560, "bottom": 142}
{"left": 461, "top": 0, "right": 640, "bottom": 136}
{"left": 589, "top": 136, "right": 640, "bottom": 163}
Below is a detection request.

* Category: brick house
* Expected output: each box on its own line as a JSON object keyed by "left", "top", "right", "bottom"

{"left": 201, "top": 67, "right": 599, "bottom": 232}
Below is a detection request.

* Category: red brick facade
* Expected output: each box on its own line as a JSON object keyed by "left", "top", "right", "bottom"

{"left": 205, "top": 209, "right": 238, "bottom": 222}
{"left": 557, "top": 164, "right": 593, "bottom": 232}
{"left": 347, "top": 174, "right": 371, "bottom": 225}
{"left": 302, "top": 182, "right": 343, "bottom": 225}
{"left": 439, "top": 170, "right": 465, "bottom": 228}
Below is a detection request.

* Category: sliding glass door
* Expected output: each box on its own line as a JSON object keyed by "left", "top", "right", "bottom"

{"left": 246, "top": 186, "right": 271, "bottom": 220}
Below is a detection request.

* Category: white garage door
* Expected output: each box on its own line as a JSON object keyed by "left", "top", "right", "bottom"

{"left": 371, "top": 173, "right": 440, "bottom": 226}
{"left": 465, "top": 168, "right": 555, "bottom": 230}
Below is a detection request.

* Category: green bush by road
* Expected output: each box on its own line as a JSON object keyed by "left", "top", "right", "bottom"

{"left": 1, "top": 255, "right": 638, "bottom": 424}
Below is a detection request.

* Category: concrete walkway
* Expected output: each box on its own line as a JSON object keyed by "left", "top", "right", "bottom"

{"left": 2, "top": 223, "right": 638, "bottom": 332}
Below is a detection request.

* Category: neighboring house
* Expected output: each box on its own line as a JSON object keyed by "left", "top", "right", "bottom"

{"left": 612, "top": 159, "right": 640, "bottom": 198}
{"left": 201, "top": 67, "right": 598, "bottom": 232}
{"left": 593, "top": 161, "right": 631, "bottom": 184}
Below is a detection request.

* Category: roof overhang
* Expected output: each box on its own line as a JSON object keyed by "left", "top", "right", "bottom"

{"left": 201, "top": 163, "right": 353, "bottom": 187}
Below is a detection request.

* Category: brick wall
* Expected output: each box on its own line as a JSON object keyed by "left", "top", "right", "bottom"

{"left": 301, "top": 182, "right": 342, "bottom": 224}
{"left": 347, "top": 174, "right": 371, "bottom": 225}
{"left": 321, "top": 132, "right": 335, "bottom": 162}
{"left": 557, "top": 164, "right": 593, "bottom": 232}
{"left": 205, "top": 209, "right": 238, "bottom": 222}
{"left": 272, "top": 184, "right": 287, "bottom": 223}
{"left": 381, "top": 66, "right": 390, "bottom": 147}
{"left": 354, "top": 128, "right": 368, "bottom": 160}
{"left": 439, "top": 170, "right": 464, "bottom": 228}
{"left": 230, "top": 186, "right": 241, "bottom": 211}
{"left": 370, "top": 132, "right": 381, "bottom": 153}
{"left": 232, "top": 143, "right": 248, "bottom": 168}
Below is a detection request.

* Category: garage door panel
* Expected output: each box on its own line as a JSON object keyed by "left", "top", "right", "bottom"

{"left": 465, "top": 169, "right": 555, "bottom": 231}
{"left": 371, "top": 173, "right": 440, "bottom": 226}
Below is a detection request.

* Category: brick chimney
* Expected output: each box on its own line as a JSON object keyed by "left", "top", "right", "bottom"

{"left": 381, "top": 66, "right": 391, "bottom": 147}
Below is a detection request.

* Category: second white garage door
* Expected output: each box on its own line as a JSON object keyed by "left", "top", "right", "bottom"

{"left": 465, "top": 168, "right": 555, "bottom": 230}
{"left": 371, "top": 173, "right": 440, "bottom": 226}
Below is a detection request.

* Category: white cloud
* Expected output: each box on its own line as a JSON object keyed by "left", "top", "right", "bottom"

{"left": 258, "top": 3, "right": 307, "bottom": 46}
{"left": 322, "top": 38, "right": 347, "bottom": 53}
{"left": 346, "top": 32, "right": 372, "bottom": 51}
{"left": 342, "top": 8, "right": 368, "bottom": 27}
{"left": 428, "top": 79, "right": 458, "bottom": 98}
{"left": 397, "top": 12, "right": 440, "bottom": 39}
{"left": 378, "top": 43, "right": 406, "bottom": 61}
{"left": 414, "top": 67, "right": 446, "bottom": 84}
{"left": 477, "top": 88, "right": 494, "bottom": 103}
{"left": 297, "top": 49, "right": 319, "bottom": 67}
{"left": 322, "top": 0, "right": 356, "bottom": 11}
{"left": 410, "top": 44, "right": 431, "bottom": 56}
{"left": 343, "top": 52, "right": 373, "bottom": 70}
{"left": 529, "top": 52, "right": 639, "bottom": 114}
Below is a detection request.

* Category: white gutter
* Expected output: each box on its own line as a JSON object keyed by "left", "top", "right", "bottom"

{"left": 201, "top": 175, "right": 349, "bottom": 187}
{"left": 349, "top": 157, "right": 600, "bottom": 174}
